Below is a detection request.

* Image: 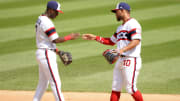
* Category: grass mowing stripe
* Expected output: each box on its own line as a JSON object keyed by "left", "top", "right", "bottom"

{"left": 0, "top": 50, "right": 37, "bottom": 72}
{"left": 0, "top": 4, "right": 115, "bottom": 29}
{"left": 0, "top": 41, "right": 112, "bottom": 71}
{"left": 59, "top": 13, "right": 180, "bottom": 37}
{"left": 1, "top": 5, "right": 180, "bottom": 42}
{"left": 0, "top": 55, "right": 112, "bottom": 90}
{"left": 0, "top": 37, "right": 36, "bottom": 55}
{"left": 129, "top": 0, "right": 180, "bottom": 10}
{"left": 62, "top": 69, "right": 113, "bottom": 92}
{"left": 1, "top": 39, "right": 179, "bottom": 72}
{"left": 54, "top": 3, "right": 180, "bottom": 33}
{"left": 64, "top": 39, "right": 180, "bottom": 77}
{"left": 1, "top": 13, "right": 180, "bottom": 55}
{"left": 63, "top": 57, "right": 180, "bottom": 93}
{"left": 1, "top": 38, "right": 179, "bottom": 73}
{"left": 133, "top": 4, "right": 180, "bottom": 21}
{"left": 0, "top": 1, "right": 111, "bottom": 19}
{"left": 0, "top": 0, "right": 47, "bottom": 10}
{"left": 1, "top": 1, "right": 180, "bottom": 28}
{"left": 136, "top": 14, "right": 179, "bottom": 32}
{"left": 0, "top": 25, "right": 35, "bottom": 43}
{"left": 1, "top": 0, "right": 179, "bottom": 18}
{"left": 0, "top": 0, "right": 80, "bottom": 10}
{"left": 0, "top": 0, "right": 23, "bottom": 3}
{"left": 0, "top": 65, "right": 38, "bottom": 90}
{"left": 56, "top": 5, "right": 112, "bottom": 21}
{"left": 142, "top": 25, "right": 180, "bottom": 46}
{"left": 0, "top": 56, "right": 179, "bottom": 93}
{"left": 0, "top": 6, "right": 113, "bottom": 29}
{"left": 139, "top": 56, "right": 180, "bottom": 94}
{"left": 0, "top": 5, "right": 45, "bottom": 19}
{"left": 141, "top": 15, "right": 180, "bottom": 31}
{"left": 0, "top": 15, "right": 38, "bottom": 29}
{"left": 0, "top": 54, "right": 180, "bottom": 92}
{"left": 0, "top": 40, "right": 111, "bottom": 73}
{"left": 142, "top": 40, "right": 180, "bottom": 63}
{"left": 1, "top": 3, "right": 179, "bottom": 31}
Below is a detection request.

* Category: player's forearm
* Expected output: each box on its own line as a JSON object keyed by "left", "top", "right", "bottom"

{"left": 95, "top": 36, "right": 115, "bottom": 46}
{"left": 53, "top": 37, "right": 65, "bottom": 43}
{"left": 121, "top": 39, "right": 140, "bottom": 52}
{"left": 53, "top": 35, "right": 72, "bottom": 43}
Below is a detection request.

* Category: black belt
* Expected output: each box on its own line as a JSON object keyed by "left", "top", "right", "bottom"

{"left": 119, "top": 55, "right": 134, "bottom": 58}
{"left": 120, "top": 55, "right": 126, "bottom": 57}
{"left": 38, "top": 48, "right": 56, "bottom": 52}
{"left": 49, "top": 49, "right": 56, "bottom": 52}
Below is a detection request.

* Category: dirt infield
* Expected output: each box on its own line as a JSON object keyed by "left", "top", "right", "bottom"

{"left": 0, "top": 90, "right": 180, "bottom": 101}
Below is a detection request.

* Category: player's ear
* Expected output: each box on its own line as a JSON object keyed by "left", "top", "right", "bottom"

{"left": 46, "top": 8, "right": 51, "bottom": 12}
{"left": 124, "top": 9, "right": 130, "bottom": 14}
{"left": 47, "top": 8, "right": 53, "bottom": 13}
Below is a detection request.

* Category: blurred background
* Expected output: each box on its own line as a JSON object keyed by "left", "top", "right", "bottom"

{"left": 0, "top": 0, "right": 180, "bottom": 94}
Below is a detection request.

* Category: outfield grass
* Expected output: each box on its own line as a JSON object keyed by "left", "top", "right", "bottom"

{"left": 0, "top": 0, "right": 180, "bottom": 94}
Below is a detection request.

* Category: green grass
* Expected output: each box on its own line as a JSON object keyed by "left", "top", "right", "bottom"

{"left": 0, "top": 0, "right": 180, "bottom": 94}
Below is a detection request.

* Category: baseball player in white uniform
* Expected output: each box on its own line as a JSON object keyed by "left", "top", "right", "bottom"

{"left": 33, "top": 1, "right": 80, "bottom": 101}
{"left": 82, "top": 2, "right": 143, "bottom": 101}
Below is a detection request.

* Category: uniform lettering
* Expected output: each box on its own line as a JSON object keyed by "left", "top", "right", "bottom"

{"left": 35, "top": 19, "right": 41, "bottom": 33}
{"left": 123, "top": 59, "right": 131, "bottom": 67}
{"left": 116, "top": 31, "right": 132, "bottom": 41}
{"left": 117, "top": 32, "right": 127, "bottom": 39}
{"left": 36, "top": 19, "right": 41, "bottom": 25}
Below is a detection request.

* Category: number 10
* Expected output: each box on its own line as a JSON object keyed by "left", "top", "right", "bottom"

{"left": 123, "top": 60, "right": 131, "bottom": 67}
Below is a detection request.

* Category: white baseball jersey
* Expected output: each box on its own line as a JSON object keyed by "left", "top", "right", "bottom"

{"left": 110, "top": 18, "right": 142, "bottom": 57}
{"left": 35, "top": 15, "right": 59, "bottom": 49}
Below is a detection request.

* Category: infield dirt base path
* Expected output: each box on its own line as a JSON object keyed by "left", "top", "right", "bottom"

{"left": 0, "top": 90, "right": 180, "bottom": 101}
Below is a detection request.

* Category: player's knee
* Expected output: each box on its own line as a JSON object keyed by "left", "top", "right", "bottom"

{"left": 112, "top": 81, "right": 122, "bottom": 91}
{"left": 126, "top": 86, "right": 137, "bottom": 94}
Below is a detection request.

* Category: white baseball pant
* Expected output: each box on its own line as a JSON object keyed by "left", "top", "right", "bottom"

{"left": 33, "top": 49, "right": 65, "bottom": 101}
{"left": 112, "top": 57, "right": 142, "bottom": 94}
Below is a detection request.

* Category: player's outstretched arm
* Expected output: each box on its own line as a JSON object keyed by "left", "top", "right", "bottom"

{"left": 82, "top": 34, "right": 115, "bottom": 46}
{"left": 53, "top": 33, "right": 80, "bottom": 43}
{"left": 82, "top": 34, "right": 96, "bottom": 40}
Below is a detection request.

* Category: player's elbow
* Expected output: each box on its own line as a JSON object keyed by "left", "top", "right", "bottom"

{"left": 52, "top": 40, "right": 57, "bottom": 43}
{"left": 133, "top": 39, "right": 140, "bottom": 44}
{"left": 53, "top": 37, "right": 65, "bottom": 43}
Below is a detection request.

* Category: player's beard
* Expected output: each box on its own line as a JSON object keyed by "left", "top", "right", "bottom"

{"left": 49, "top": 11, "right": 58, "bottom": 19}
{"left": 117, "top": 16, "right": 123, "bottom": 21}
{"left": 50, "top": 14, "right": 57, "bottom": 19}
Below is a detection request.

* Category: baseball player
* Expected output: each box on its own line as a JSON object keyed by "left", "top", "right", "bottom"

{"left": 33, "top": 1, "right": 80, "bottom": 101}
{"left": 82, "top": 2, "right": 143, "bottom": 101}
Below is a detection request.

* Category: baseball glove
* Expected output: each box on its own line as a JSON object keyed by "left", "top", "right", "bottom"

{"left": 103, "top": 49, "right": 119, "bottom": 64}
{"left": 57, "top": 51, "right": 72, "bottom": 66}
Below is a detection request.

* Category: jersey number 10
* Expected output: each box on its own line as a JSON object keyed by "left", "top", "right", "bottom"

{"left": 123, "top": 60, "right": 131, "bottom": 67}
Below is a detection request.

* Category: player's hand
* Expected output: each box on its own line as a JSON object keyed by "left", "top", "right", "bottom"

{"left": 113, "top": 49, "right": 124, "bottom": 55}
{"left": 69, "top": 33, "right": 80, "bottom": 40}
{"left": 82, "top": 34, "right": 96, "bottom": 40}
{"left": 119, "top": 49, "right": 124, "bottom": 55}
{"left": 111, "top": 49, "right": 118, "bottom": 53}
